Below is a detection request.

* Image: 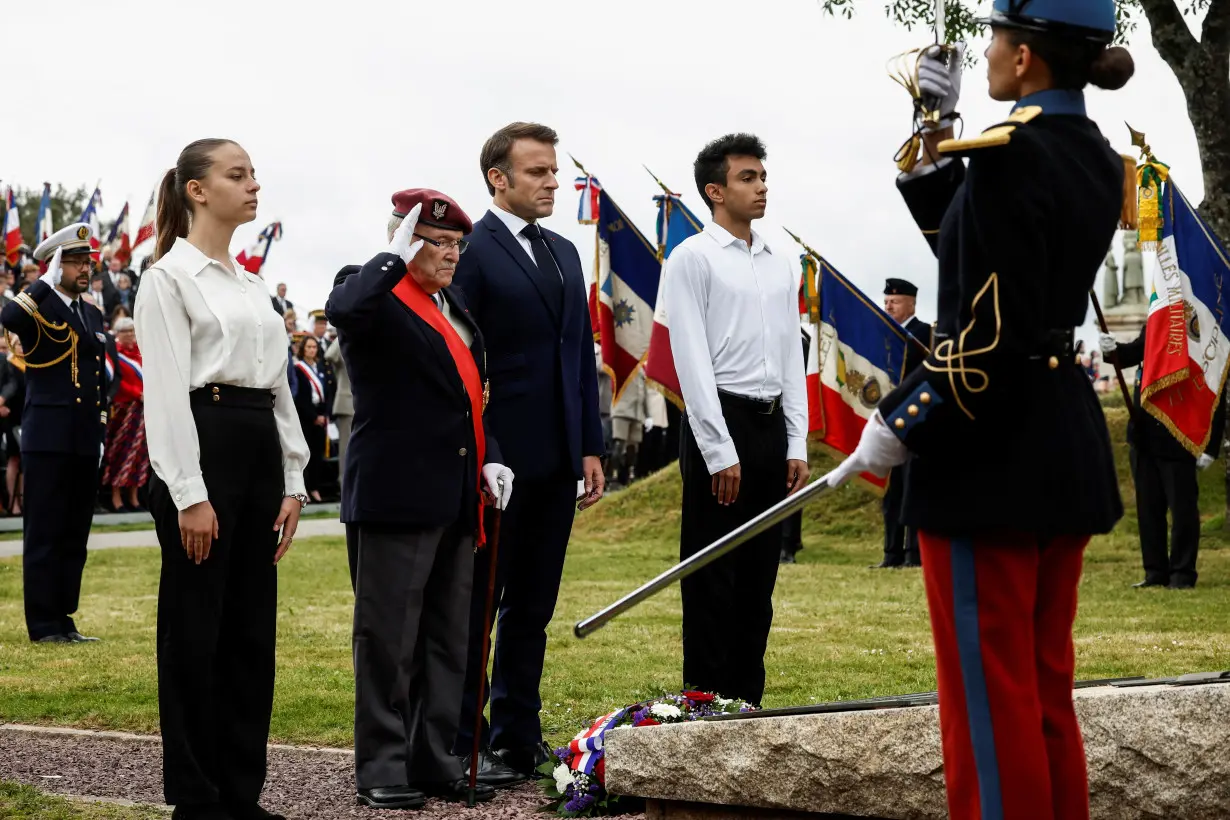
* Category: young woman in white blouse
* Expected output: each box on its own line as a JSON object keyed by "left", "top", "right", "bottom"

{"left": 135, "top": 138, "right": 309, "bottom": 820}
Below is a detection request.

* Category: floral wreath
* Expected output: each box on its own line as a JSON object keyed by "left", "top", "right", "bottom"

{"left": 535, "top": 690, "right": 756, "bottom": 816}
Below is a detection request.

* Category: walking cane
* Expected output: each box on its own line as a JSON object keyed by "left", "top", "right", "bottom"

{"left": 467, "top": 478, "right": 503, "bottom": 807}
{"left": 1089, "top": 291, "right": 1138, "bottom": 426}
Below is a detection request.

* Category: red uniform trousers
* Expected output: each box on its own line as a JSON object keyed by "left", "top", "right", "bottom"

{"left": 919, "top": 532, "right": 1090, "bottom": 820}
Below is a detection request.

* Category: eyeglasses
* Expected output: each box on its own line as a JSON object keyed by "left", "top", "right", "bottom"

{"left": 414, "top": 233, "right": 469, "bottom": 255}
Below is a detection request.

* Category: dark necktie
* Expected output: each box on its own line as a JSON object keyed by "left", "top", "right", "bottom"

{"left": 520, "top": 223, "right": 564, "bottom": 313}
{"left": 71, "top": 299, "right": 85, "bottom": 328}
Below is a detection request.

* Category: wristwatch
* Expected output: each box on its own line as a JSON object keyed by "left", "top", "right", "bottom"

{"left": 287, "top": 493, "right": 309, "bottom": 509}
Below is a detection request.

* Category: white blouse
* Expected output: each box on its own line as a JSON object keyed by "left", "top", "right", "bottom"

{"left": 134, "top": 237, "right": 309, "bottom": 511}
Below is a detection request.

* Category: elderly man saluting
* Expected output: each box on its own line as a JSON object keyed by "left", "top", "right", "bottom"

{"left": 327, "top": 189, "right": 513, "bottom": 810}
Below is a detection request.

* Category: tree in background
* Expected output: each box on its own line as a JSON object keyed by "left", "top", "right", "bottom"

{"left": 11, "top": 184, "right": 89, "bottom": 248}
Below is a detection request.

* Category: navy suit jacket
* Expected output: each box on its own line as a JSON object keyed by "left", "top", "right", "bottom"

{"left": 0, "top": 281, "right": 109, "bottom": 456}
{"left": 452, "top": 210, "right": 604, "bottom": 481}
{"left": 326, "top": 254, "right": 501, "bottom": 529}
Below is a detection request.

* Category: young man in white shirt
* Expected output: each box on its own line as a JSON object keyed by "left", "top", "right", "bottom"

{"left": 663, "top": 133, "right": 810, "bottom": 706}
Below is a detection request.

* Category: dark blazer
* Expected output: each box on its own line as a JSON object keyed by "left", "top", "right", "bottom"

{"left": 326, "top": 254, "right": 501, "bottom": 530}
{"left": 0, "top": 281, "right": 110, "bottom": 456}
{"left": 0, "top": 356, "right": 24, "bottom": 428}
{"left": 452, "top": 210, "right": 604, "bottom": 481}
{"left": 271, "top": 295, "right": 293, "bottom": 316}
{"left": 902, "top": 316, "right": 933, "bottom": 378}
{"left": 103, "top": 330, "right": 121, "bottom": 407}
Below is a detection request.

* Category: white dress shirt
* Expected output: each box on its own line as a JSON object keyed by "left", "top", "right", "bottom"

{"left": 487, "top": 205, "right": 563, "bottom": 282}
{"left": 135, "top": 237, "right": 309, "bottom": 511}
{"left": 663, "top": 222, "right": 808, "bottom": 474}
{"left": 432, "top": 291, "right": 474, "bottom": 347}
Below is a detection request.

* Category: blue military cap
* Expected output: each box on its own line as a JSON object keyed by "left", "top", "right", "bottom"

{"left": 33, "top": 223, "right": 95, "bottom": 262}
{"left": 982, "top": 0, "right": 1116, "bottom": 43}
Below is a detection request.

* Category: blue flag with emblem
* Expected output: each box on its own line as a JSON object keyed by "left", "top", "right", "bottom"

{"left": 644, "top": 190, "right": 704, "bottom": 407}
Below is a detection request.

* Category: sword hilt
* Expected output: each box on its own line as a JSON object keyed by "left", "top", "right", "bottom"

{"left": 919, "top": 44, "right": 955, "bottom": 127}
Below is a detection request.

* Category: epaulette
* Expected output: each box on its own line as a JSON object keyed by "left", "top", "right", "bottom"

{"left": 937, "top": 105, "right": 1042, "bottom": 155}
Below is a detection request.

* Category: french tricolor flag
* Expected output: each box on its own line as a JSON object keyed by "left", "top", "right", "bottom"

{"left": 236, "top": 221, "right": 283, "bottom": 275}
{"left": 3, "top": 186, "right": 22, "bottom": 267}
{"left": 575, "top": 175, "right": 601, "bottom": 225}
{"left": 105, "top": 202, "right": 132, "bottom": 266}
{"left": 643, "top": 193, "right": 704, "bottom": 407}
{"left": 36, "top": 183, "right": 53, "bottom": 245}
{"left": 133, "top": 189, "right": 156, "bottom": 252}
{"left": 79, "top": 186, "right": 104, "bottom": 260}
{"left": 812, "top": 257, "right": 911, "bottom": 492}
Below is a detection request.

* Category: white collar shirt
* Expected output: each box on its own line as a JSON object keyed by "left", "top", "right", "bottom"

{"left": 662, "top": 222, "right": 809, "bottom": 474}
{"left": 134, "top": 237, "right": 308, "bottom": 511}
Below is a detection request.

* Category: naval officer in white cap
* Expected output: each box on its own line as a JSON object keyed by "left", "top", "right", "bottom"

{"left": 1, "top": 223, "right": 111, "bottom": 643}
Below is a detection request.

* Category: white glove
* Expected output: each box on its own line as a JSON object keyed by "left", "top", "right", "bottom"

{"left": 39, "top": 247, "right": 63, "bottom": 289}
{"left": 482, "top": 462, "right": 515, "bottom": 510}
{"left": 644, "top": 417, "right": 655, "bottom": 432}
{"left": 1197, "top": 454, "right": 1214, "bottom": 470}
{"left": 918, "top": 43, "right": 965, "bottom": 129}
{"left": 1099, "top": 333, "right": 1118, "bottom": 355}
{"left": 821, "top": 411, "right": 910, "bottom": 487}
{"left": 387, "top": 202, "right": 425, "bottom": 265}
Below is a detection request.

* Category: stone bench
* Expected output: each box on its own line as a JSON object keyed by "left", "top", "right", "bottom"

{"left": 605, "top": 680, "right": 1230, "bottom": 820}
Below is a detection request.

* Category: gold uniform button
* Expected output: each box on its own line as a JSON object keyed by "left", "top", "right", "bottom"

{"left": 894, "top": 418, "right": 906, "bottom": 430}
{"left": 212, "top": 386, "right": 221, "bottom": 394}
{"left": 907, "top": 405, "right": 919, "bottom": 417}
{"left": 95, "top": 356, "right": 100, "bottom": 362}
{"left": 1048, "top": 356, "right": 1059, "bottom": 370}
{"left": 75, "top": 397, "right": 81, "bottom": 404}
{"left": 458, "top": 447, "right": 468, "bottom": 456}
{"left": 213, "top": 395, "right": 221, "bottom": 402}
{"left": 74, "top": 382, "right": 80, "bottom": 389}
{"left": 920, "top": 392, "right": 931, "bottom": 405}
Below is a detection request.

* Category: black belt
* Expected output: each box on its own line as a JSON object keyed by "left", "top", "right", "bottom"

{"left": 718, "top": 389, "right": 782, "bottom": 415}
{"left": 190, "top": 383, "right": 276, "bottom": 409}
{"left": 933, "top": 329, "right": 1075, "bottom": 364}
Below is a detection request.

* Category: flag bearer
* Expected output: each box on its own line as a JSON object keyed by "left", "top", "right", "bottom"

{"left": 827, "top": 2, "right": 1136, "bottom": 817}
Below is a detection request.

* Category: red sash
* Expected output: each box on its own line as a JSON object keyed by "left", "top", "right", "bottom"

{"left": 391, "top": 271, "right": 487, "bottom": 545}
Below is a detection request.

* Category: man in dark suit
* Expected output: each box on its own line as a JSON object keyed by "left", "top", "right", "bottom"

{"left": 327, "top": 189, "right": 511, "bottom": 809}
{"left": 873, "top": 277, "right": 932, "bottom": 569}
{"left": 1101, "top": 328, "right": 1224, "bottom": 589}
{"left": 452, "top": 122, "right": 606, "bottom": 784}
{"left": 1, "top": 224, "right": 110, "bottom": 643}
{"left": 271, "top": 282, "right": 293, "bottom": 316}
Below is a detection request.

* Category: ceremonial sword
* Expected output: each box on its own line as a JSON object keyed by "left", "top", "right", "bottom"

{"left": 574, "top": 476, "right": 838, "bottom": 639}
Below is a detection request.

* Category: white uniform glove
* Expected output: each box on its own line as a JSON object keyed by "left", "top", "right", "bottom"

{"left": 387, "top": 202, "right": 425, "bottom": 265}
{"left": 1197, "top": 453, "right": 1214, "bottom": 470}
{"left": 918, "top": 43, "right": 965, "bottom": 130}
{"left": 1099, "top": 333, "right": 1118, "bottom": 355}
{"left": 821, "top": 411, "right": 910, "bottom": 487}
{"left": 39, "top": 247, "right": 63, "bottom": 289}
{"left": 482, "top": 463, "right": 515, "bottom": 510}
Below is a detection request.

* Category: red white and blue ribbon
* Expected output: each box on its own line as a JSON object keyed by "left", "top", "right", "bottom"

{"left": 104, "top": 352, "right": 115, "bottom": 382}
{"left": 575, "top": 176, "right": 602, "bottom": 225}
{"left": 117, "top": 351, "right": 142, "bottom": 382}
{"left": 567, "top": 707, "right": 627, "bottom": 775}
{"left": 294, "top": 359, "right": 324, "bottom": 404}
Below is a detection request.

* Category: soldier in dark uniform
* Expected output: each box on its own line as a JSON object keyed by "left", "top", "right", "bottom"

{"left": 871, "top": 277, "right": 932, "bottom": 569}
{"left": 1, "top": 224, "right": 110, "bottom": 643}
{"left": 327, "top": 189, "right": 513, "bottom": 809}
{"left": 826, "top": 1, "right": 1134, "bottom": 817}
{"left": 1101, "top": 328, "right": 1224, "bottom": 589}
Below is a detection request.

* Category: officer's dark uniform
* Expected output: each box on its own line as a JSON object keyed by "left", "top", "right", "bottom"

{"left": 1, "top": 224, "right": 110, "bottom": 643}
{"left": 875, "top": 278, "right": 933, "bottom": 568}
{"left": 870, "top": 3, "right": 1126, "bottom": 811}
{"left": 1113, "top": 328, "right": 1224, "bottom": 588}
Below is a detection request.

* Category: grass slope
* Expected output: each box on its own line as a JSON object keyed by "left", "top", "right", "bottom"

{"left": 0, "top": 407, "right": 1227, "bottom": 749}
{"left": 0, "top": 783, "right": 162, "bottom": 819}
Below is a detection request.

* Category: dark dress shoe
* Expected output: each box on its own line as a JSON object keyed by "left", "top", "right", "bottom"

{"left": 460, "top": 747, "right": 528, "bottom": 787}
{"left": 34, "top": 634, "right": 71, "bottom": 643}
{"left": 171, "top": 805, "right": 234, "bottom": 820}
{"left": 356, "top": 786, "right": 426, "bottom": 810}
{"left": 868, "top": 560, "right": 903, "bottom": 569}
{"left": 224, "top": 804, "right": 285, "bottom": 820}
{"left": 779, "top": 550, "right": 796, "bottom": 565}
{"left": 1167, "top": 581, "right": 1196, "bottom": 590}
{"left": 415, "top": 779, "right": 495, "bottom": 803}
{"left": 66, "top": 631, "right": 100, "bottom": 643}
{"left": 1133, "top": 580, "right": 1167, "bottom": 588}
{"left": 494, "top": 741, "right": 552, "bottom": 777}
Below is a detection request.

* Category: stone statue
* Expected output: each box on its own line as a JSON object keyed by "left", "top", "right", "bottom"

{"left": 1102, "top": 247, "right": 1120, "bottom": 308}
{"left": 1121, "top": 233, "right": 1146, "bottom": 306}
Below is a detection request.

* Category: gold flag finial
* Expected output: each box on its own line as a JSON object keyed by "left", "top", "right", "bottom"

{"left": 1126, "top": 123, "right": 1154, "bottom": 162}
{"left": 569, "top": 153, "right": 591, "bottom": 178}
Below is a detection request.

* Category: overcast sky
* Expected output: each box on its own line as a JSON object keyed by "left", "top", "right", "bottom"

{"left": 8, "top": 0, "right": 1208, "bottom": 347}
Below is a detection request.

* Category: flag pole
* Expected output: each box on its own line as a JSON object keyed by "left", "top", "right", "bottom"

{"left": 1089, "top": 291, "right": 1138, "bottom": 425}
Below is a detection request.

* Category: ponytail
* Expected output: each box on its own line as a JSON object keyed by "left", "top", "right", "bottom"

{"left": 150, "top": 137, "right": 238, "bottom": 264}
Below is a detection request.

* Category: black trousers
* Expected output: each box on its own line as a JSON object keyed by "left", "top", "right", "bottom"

{"left": 881, "top": 463, "right": 920, "bottom": 565}
{"left": 456, "top": 474, "right": 577, "bottom": 753}
{"left": 22, "top": 451, "right": 97, "bottom": 640}
{"left": 150, "top": 386, "right": 284, "bottom": 809}
{"left": 1130, "top": 448, "right": 1200, "bottom": 586}
{"left": 353, "top": 522, "right": 472, "bottom": 788}
{"left": 679, "top": 394, "right": 787, "bottom": 706}
{"left": 301, "top": 419, "right": 326, "bottom": 495}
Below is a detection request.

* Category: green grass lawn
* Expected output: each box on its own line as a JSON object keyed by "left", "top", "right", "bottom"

{"left": 1, "top": 407, "right": 1227, "bottom": 750}
{"left": 0, "top": 783, "right": 162, "bottom": 819}
{"left": 0, "top": 508, "right": 341, "bottom": 542}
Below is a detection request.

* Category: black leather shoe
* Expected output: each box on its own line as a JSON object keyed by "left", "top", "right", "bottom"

{"left": 1167, "top": 581, "right": 1196, "bottom": 590}
{"left": 66, "top": 631, "right": 100, "bottom": 643}
{"left": 494, "top": 741, "right": 552, "bottom": 777}
{"left": 224, "top": 803, "right": 285, "bottom": 820}
{"left": 171, "top": 805, "right": 234, "bottom": 820}
{"left": 460, "top": 747, "right": 528, "bottom": 788}
{"left": 1133, "top": 580, "right": 1167, "bottom": 588}
{"left": 415, "top": 779, "right": 495, "bottom": 803}
{"left": 34, "top": 634, "right": 71, "bottom": 643}
{"left": 779, "top": 549, "right": 796, "bottom": 565}
{"left": 868, "top": 560, "right": 903, "bottom": 570}
{"left": 356, "top": 786, "right": 426, "bottom": 810}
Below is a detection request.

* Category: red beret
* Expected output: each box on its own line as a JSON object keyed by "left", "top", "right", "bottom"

{"left": 391, "top": 188, "right": 473, "bottom": 235}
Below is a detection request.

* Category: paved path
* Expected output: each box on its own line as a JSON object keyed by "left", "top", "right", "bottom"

{"left": 0, "top": 723, "right": 571, "bottom": 819}
{"left": 0, "top": 518, "right": 347, "bottom": 559}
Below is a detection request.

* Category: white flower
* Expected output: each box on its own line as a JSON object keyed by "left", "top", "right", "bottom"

{"left": 650, "top": 703, "right": 682, "bottom": 719}
{"left": 553, "top": 764, "right": 575, "bottom": 793}
{"left": 714, "top": 697, "right": 733, "bottom": 707}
